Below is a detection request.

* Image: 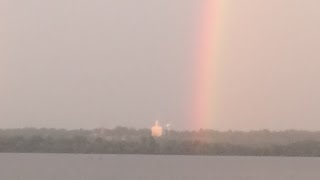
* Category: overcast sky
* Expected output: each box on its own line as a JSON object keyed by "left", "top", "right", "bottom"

{"left": 1, "top": 0, "right": 320, "bottom": 130}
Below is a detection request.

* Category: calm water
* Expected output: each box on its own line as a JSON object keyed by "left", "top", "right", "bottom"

{"left": 0, "top": 153, "right": 319, "bottom": 180}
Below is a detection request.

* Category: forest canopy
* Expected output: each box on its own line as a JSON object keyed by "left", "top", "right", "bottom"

{"left": 0, "top": 128, "right": 320, "bottom": 157}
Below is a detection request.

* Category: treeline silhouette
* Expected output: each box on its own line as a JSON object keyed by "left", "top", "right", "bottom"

{"left": 1, "top": 127, "right": 320, "bottom": 156}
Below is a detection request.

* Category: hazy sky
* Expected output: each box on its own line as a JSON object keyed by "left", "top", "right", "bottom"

{"left": 1, "top": 0, "right": 320, "bottom": 130}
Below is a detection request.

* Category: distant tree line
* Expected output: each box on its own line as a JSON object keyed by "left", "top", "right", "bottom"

{"left": 1, "top": 127, "right": 320, "bottom": 156}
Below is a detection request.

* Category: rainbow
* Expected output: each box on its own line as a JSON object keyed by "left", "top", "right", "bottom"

{"left": 191, "top": 0, "right": 225, "bottom": 129}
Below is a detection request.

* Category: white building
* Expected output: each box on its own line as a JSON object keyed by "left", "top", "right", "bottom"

{"left": 151, "top": 121, "right": 163, "bottom": 137}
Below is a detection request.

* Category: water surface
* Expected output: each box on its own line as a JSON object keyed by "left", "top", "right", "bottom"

{"left": 0, "top": 153, "right": 319, "bottom": 180}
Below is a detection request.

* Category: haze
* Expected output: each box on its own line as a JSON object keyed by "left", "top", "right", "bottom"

{"left": 1, "top": 0, "right": 320, "bottom": 130}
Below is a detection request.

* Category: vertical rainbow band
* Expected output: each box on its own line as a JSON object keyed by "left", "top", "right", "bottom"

{"left": 192, "top": 0, "right": 221, "bottom": 129}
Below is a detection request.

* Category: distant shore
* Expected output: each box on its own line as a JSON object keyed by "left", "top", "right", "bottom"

{"left": 0, "top": 127, "right": 320, "bottom": 157}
